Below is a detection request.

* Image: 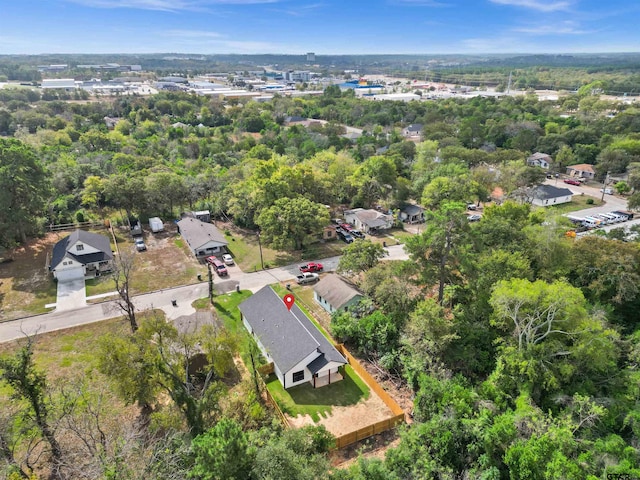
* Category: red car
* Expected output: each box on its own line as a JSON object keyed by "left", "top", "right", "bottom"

{"left": 564, "top": 178, "right": 581, "bottom": 186}
{"left": 300, "top": 262, "right": 324, "bottom": 273}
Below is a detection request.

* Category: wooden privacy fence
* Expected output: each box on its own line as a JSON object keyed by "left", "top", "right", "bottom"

{"left": 332, "top": 343, "right": 406, "bottom": 449}
{"left": 334, "top": 413, "right": 405, "bottom": 449}
{"left": 48, "top": 220, "right": 108, "bottom": 232}
{"left": 335, "top": 344, "right": 405, "bottom": 417}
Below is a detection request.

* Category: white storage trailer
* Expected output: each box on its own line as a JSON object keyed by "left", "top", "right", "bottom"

{"left": 149, "top": 217, "right": 164, "bottom": 233}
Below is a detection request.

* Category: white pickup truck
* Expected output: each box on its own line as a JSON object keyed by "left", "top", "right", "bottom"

{"left": 296, "top": 272, "right": 319, "bottom": 284}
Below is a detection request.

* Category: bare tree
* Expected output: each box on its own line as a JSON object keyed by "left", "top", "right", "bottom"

{"left": 112, "top": 250, "right": 138, "bottom": 333}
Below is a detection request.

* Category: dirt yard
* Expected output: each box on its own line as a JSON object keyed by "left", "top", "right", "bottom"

{"left": 286, "top": 385, "right": 394, "bottom": 437}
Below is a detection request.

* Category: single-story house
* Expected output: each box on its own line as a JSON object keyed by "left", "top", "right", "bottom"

{"left": 49, "top": 229, "right": 113, "bottom": 281}
{"left": 531, "top": 184, "right": 574, "bottom": 207}
{"left": 176, "top": 217, "right": 228, "bottom": 257}
{"left": 400, "top": 204, "right": 425, "bottom": 224}
{"left": 527, "top": 152, "right": 552, "bottom": 170}
{"left": 566, "top": 164, "right": 595, "bottom": 179}
{"left": 239, "top": 286, "right": 347, "bottom": 389}
{"left": 402, "top": 124, "right": 423, "bottom": 139}
{"left": 314, "top": 274, "right": 363, "bottom": 314}
{"left": 344, "top": 208, "right": 393, "bottom": 234}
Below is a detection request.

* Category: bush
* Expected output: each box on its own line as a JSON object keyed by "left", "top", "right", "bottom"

{"left": 586, "top": 198, "right": 594, "bottom": 205}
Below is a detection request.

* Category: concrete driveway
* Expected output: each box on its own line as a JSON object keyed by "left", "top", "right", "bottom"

{"left": 55, "top": 278, "right": 87, "bottom": 311}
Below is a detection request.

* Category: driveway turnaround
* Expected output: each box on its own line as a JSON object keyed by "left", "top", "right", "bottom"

{"left": 54, "top": 278, "right": 87, "bottom": 311}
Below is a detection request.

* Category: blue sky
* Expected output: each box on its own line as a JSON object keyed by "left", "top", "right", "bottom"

{"left": 1, "top": 0, "right": 639, "bottom": 55}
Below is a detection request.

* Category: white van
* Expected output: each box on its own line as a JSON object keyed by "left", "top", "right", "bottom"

{"left": 583, "top": 217, "right": 602, "bottom": 228}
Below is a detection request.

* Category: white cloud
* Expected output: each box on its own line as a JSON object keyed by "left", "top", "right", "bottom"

{"left": 159, "top": 29, "right": 293, "bottom": 53}
{"left": 513, "top": 22, "right": 591, "bottom": 35}
{"left": 392, "top": 0, "right": 450, "bottom": 7}
{"left": 64, "top": 0, "right": 280, "bottom": 12}
{"left": 489, "top": 0, "right": 571, "bottom": 12}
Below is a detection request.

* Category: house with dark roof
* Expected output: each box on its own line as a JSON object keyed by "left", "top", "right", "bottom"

{"left": 239, "top": 286, "right": 347, "bottom": 389}
{"left": 49, "top": 230, "right": 113, "bottom": 281}
{"left": 176, "top": 217, "right": 228, "bottom": 257}
{"left": 314, "top": 274, "right": 363, "bottom": 314}
{"left": 344, "top": 208, "right": 393, "bottom": 234}
{"left": 400, "top": 204, "right": 425, "bottom": 224}
{"left": 402, "top": 124, "right": 423, "bottom": 139}
{"left": 527, "top": 152, "right": 552, "bottom": 170}
{"left": 531, "top": 184, "right": 574, "bottom": 207}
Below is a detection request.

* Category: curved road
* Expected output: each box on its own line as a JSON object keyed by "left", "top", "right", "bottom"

{"left": 0, "top": 244, "right": 408, "bottom": 343}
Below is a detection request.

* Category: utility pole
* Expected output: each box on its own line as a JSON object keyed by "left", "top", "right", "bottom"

{"left": 257, "top": 231, "right": 264, "bottom": 270}
{"left": 208, "top": 263, "right": 214, "bottom": 305}
{"left": 507, "top": 71, "right": 512, "bottom": 94}
{"left": 601, "top": 171, "right": 610, "bottom": 202}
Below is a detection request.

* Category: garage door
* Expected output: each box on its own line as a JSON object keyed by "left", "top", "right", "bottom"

{"left": 56, "top": 267, "right": 84, "bottom": 282}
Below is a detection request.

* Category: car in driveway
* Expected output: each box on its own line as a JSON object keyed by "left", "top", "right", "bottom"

{"left": 351, "top": 230, "right": 365, "bottom": 239}
{"left": 300, "top": 262, "right": 323, "bottom": 273}
{"left": 221, "top": 254, "right": 234, "bottom": 265}
{"left": 600, "top": 187, "right": 614, "bottom": 195}
{"left": 134, "top": 237, "right": 147, "bottom": 251}
{"left": 564, "top": 178, "right": 582, "bottom": 186}
{"left": 468, "top": 214, "right": 482, "bottom": 222}
{"left": 205, "top": 256, "right": 228, "bottom": 276}
{"left": 337, "top": 230, "right": 354, "bottom": 243}
{"left": 296, "top": 272, "right": 319, "bottom": 284}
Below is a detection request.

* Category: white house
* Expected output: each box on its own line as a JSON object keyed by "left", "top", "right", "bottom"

{"left": 49, "top": 230, "right": 113, "bottom": 281}
{"left": 400, "top": 204, "right": 425, "bottom": 224}
{"left": 402, "top": 124, "right": 423, "bottom": 139}
{"left": 527, "top": 152, "right": 552, "bottom": 170}
{"left": 176, "top": 217, "right": 228, "bottom": 257}
{"left": 239, "top": 286, "right": 347, "bottom": 390}
{"left": 566, "top": 163, "right": 596, "bottom": 179}
{"left": 344, "top": 208, "right": 393, "bottom": 234}
{"left": 531, "top": 184, "right": 574, "bottom": 207}
{"left": 314, "top": 274, "right": 363, "bottom": 314}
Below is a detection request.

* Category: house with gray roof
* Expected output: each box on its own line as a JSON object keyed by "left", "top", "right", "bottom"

{"left": 239, "top": 286, "right": 347, "bottom": 389}
{"left": 400, "top": 204, "right": 425, "bottom": 224}
{"left": 531, "top": 184, "right": 573, "bottom": 207}
{"left": 527, "top": 152, "right": 552, "bottom": 170}
{"left": 176, "top": 217, "right": 228, "bottom": 257}
{"left": 344, "top": 208, "right": 393, "bottom": 234}
{"left": 314, "top": 274, "right": 363, "bottom": 314}
{"left": 49, "top": 230, "right": 113, "bottom": 281}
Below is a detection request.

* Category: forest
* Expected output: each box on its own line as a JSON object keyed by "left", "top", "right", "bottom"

{"left": 1, "top": 75, "right": 640, "bottom": 479}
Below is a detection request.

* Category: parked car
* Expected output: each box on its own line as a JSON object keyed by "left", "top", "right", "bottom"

{"left": 340, "top": 223, "right": 353, "bottom": 232}
{"left": 221, "top": 254, "right": 234, "bottom": 265}
{"left": 205, "top": 256, "right": 228, "bottom": 276}
{"left": 351, "top": 230, "right": 365, "bottom": 239}
{"left": 600, "top": 187, "right": 613, "bottom": 195}
{"left": 468, "top": 214, "right": 482, "bottom": 222}
{"left": 134, "top": 237, "right": 147, "bottom": 251}
{"left": 564, "top": 178, "right": 582, "bottom": 186}
{"left": 296, "top": 272, "right": 319, "bottom": 284}
{"left": 300, "top": 262, "right": 323, "bottom": 273}
{"left": 467, "top": 203, "right": 477, "bottom": 211}
{"left": 337, "top": 230, "right": 354, "bottom": 243}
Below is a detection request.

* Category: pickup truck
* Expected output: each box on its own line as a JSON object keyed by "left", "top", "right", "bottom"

{"left": 300, "top": 262, "right": 323, "bottom": 273}
{"left": 296, "top": 272, "right": 319, "bottom": 284}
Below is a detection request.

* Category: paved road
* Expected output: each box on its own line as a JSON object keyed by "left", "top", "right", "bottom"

{"left": 0, "top": 244, "right": 408, "bottom": 343}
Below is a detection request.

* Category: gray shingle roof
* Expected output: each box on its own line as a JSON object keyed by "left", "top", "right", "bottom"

{"left": 534, "top": 184, "right": 574, "bottom": 200}
{"left": 50, "top": 230, "right": 113, "bottom": 270}
{"left": 239, "top": 286, "right": 346, "bottom": 374}
{"left": 177, "top": 217, "right": 228, "bottom": 251}
{"left": 402, "top": 204, "right": 424, "bottom": 216}
{"left": 314, "top": 274, "right": 363, "bottom": 311}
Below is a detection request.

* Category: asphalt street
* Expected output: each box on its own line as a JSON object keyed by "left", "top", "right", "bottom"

{"left": 0, "top": 244, "right": 408, "bottom": 343}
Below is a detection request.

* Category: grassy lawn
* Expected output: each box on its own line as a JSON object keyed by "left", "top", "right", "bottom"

{"left": 539, "top": 194, "right": 604, "bottom": 215}
{"left": 224, "top": 228, "right": 347, "bottom": 271}
{"left": 214, "top": 290, "right": 258, "bottom": 366}
{"left": 265, "top": 365, "right": 370, "bottom": 422}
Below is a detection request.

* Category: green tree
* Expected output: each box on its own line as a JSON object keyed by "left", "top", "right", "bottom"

{"left": 0, "top": 338, "right": 64, "bottom": 479}
{"left": 256, "top": 197, "right": 329, "bottom": 250}
{"left": 0, "top": 138, "right": 49, "bottom": 246}
{"left": 190, "top": 418, "right": 252, "bottom": 480}
{"left": 337, "top": 239, "right": 386, "bottom": 277}
{"left": 405, "top": 202, "right": 469, "bottom": 304}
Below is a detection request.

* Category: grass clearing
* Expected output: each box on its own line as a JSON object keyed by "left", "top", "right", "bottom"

{"left": 265, "top": 365, "right": 370, "bottom": 422}
{"left": 214, "top": 290, "right": 257, "bottom": 366}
